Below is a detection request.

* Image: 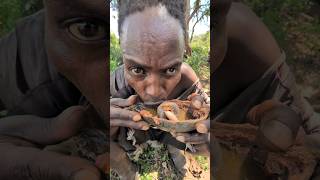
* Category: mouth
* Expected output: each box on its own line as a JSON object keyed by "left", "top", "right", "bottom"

{"left": 143, "top": 101, "right": 164, "bottom": 108}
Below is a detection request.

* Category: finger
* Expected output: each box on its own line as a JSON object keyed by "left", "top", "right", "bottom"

{"left": 196, "top": 120, "right": 210, "bottom": 134}
{"left": 187, "top": 93, "right": 198, "bottom": 100}
{"left": 110, "top": 95, "right": 138, "bottom": 107}
{"left": 11, "top": 106, "right": 88, "bottom": 145}
{"left": 95, "top": 152, "right": 109, "bottom": 174}
{"left": 191, "top": 95, "right": 204, "bottom": 110}
{"left": 110, "top": 107, "right": 141, "bottom": 121}
{"left": 110, "top": 119, "right": 149, "bottom": 130}
{"left": 49, "top": 106, "right": 88, "bottom": 144}
{"left": 175, "top": 133, "right": 208, "bottom": 144}
{"left": 0, "top": 138, "right": 100, "bottom": 180}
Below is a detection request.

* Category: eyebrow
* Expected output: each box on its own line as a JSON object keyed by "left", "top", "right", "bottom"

{"left": 125, "top": 58, "right": 182, "bottom": 70}
{"left": 48, "top": 0, "right": 108, "bottom": 19}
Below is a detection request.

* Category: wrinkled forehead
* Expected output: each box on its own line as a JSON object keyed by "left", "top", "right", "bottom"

{"left": 120, "top": 4, "right": 184, "bottom": 49}
{"left": 44, "top": 0, "right": 107, "bottom": 18}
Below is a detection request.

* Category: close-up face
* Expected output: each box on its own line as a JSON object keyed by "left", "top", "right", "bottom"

{"left": 121, "top": 5, "right": 185, "bottom": 103}
{"left": 44, "top": 0, "right": 108, "bottom": 119}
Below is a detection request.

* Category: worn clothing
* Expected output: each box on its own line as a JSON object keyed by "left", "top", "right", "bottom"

{"left": 214, "top": 52, "right": 320, "bottom": 178}
{"left": 0, "top": 11, "right": 81, "bottom": 117}
{"left": 213, "top": 52, "right": 320, "bottom": 143}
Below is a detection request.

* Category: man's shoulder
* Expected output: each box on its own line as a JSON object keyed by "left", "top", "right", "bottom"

{"left": 226, "top": 3, "right": 282, "bottom": 65}
{"left": 180, "top": 63, "right": 199, "bottom": 85}
{"left": 110, "top": 65, "right": 134, "bottom": 98}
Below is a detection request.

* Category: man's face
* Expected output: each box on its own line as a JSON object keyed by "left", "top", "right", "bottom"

{"left": 44, "top": 0, "right": 108, "bottom": 119}
{"left": 121, "top": 5, "right": 184, "bottom": 103}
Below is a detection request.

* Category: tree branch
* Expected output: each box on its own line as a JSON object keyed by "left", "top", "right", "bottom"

{"left": 188, "top": 0, "right": 201, "bottom": 23}
{"left": 190, "top": 11, "right": 207, "bottom": 42}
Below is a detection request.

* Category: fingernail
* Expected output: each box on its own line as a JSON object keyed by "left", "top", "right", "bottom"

{"left": 133, "top": 114, "right": 141, "bottom": 121}
{"left": 142, "top": 125, "right": 149, "bottom": 130}
{"left": 176, "top": 136, "right": 185, "bottom": 142}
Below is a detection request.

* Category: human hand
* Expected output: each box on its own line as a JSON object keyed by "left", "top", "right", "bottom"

{"left": 248, "top": 100, "right": 302, "bottom": 152}
{"left": 0, "top": 105, "right": 104, "bottom": 180}
{"left": 173, "top": 93, "right": 210, "bottom": 155}
{"left": 110, "top": 95, "right": 150, "bottom": 138}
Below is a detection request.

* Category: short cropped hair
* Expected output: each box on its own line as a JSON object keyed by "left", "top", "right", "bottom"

{"left": 118, "top": 0, "right": 186, "bottom": 38}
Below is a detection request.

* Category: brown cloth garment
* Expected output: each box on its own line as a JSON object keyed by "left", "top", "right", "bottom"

{"left": 0, "top": 10, "right": 82, "bottom": 117}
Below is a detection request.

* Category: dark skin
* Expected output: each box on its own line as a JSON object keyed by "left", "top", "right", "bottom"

{"left": 212, "top": 1, "right": 320, "bottom": 154}
{"left": 0, "top": 1, "right": 207, "bottom": 179}
{"left": 0, "top": 1, "right": 296, "bottom": 179}
{"left": 213, "top": 1, "right": 282, "bottom": 111}
{"left": 110, "top": 5, "right": 210, "bottom": 155}
{"left": 0, "top": 0, "right": 108, "bottom": 179}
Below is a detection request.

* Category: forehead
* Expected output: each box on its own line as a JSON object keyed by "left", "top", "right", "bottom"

{"left": 120, "top": 4, "right": 184, "bottom": 47}
{"left": 45, "top": 0, "right": 107, "bottom": 18}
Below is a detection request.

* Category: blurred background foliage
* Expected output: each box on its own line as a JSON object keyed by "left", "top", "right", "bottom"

{"left": 0, "top": 0, "right": 43, "bottom": 36}
{"left": 244, "top": 0, "right": 320, "bottom": 99}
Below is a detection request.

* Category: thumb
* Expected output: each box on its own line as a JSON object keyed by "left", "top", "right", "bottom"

{"left": 49, "top": 106, "right": 88, "bottom": 144}
{"left": 15, "top": 106, "right": 88, "bottom": 145}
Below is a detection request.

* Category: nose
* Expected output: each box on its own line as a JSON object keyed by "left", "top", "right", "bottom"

{"left": 145, "top": 74, "right": 164, "bottom": 100}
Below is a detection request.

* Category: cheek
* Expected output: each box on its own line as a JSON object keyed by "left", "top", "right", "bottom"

{"left": 46, "top": 27, "right": 107, "bottom": 117}
{"left": 166, "top": 74, "right": 181, "bottom": 92}
{"left": 124, "top": 71, "right": 144, "bottom": 94}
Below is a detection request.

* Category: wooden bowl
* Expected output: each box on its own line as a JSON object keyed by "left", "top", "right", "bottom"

{"left": 130, "top": 99, "right": 209, "bottom": 133}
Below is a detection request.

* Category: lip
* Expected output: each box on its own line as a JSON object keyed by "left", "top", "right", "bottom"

{"left": 143, "top": 101, "right": 164, "bottom": 108}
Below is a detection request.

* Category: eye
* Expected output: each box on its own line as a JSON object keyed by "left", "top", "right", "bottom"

{"left": 130, "top": 67, "right": 145, "bottom": 75}
{"left": 166, "top": 67, "right": 176, "bottom": 75}
{"left": 65, "top": 18, "right": 106, "bottom": 42}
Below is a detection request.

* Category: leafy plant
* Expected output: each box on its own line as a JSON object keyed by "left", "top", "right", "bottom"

{"left": 110, "top": 33, "right": 122, "bottom": 73}
{"left": 0, "top": 0, "right": 42, "bottom": 36}
{"left": 185, "top": 31, "right": 210, "bottom": 79}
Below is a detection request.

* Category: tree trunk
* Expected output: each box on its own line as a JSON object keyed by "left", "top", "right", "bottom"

{"left": 184, "top": 0, "right": 192, "bottom": 57}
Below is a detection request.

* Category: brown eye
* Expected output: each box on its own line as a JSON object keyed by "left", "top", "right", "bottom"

{"left": 67, "top": 19, "right": 106, "bottom": 41}
{"left": 130, "top": 67, "right": 145, "bottom": 75}
{"left": 166, "top": 68, "right": 176, "bottom": 75}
